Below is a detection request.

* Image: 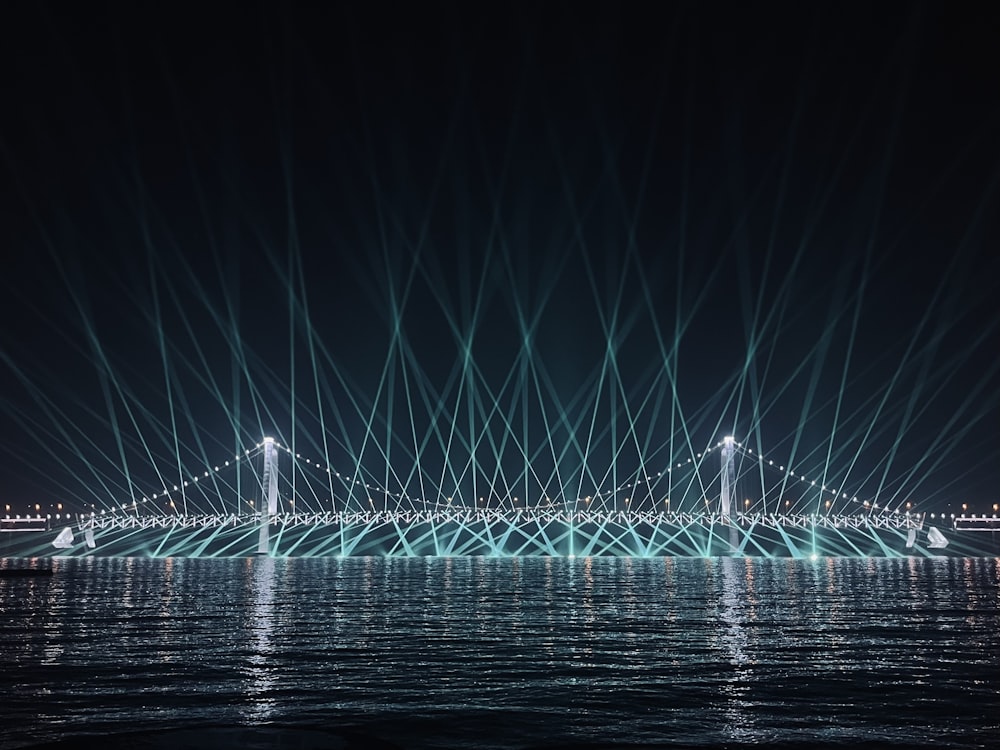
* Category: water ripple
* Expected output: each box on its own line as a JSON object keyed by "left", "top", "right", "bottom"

{"left": 1, "top": 556, "right": 998, "bottom": 749}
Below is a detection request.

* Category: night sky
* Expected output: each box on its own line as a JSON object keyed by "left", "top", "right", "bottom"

{"left": 1, "top": 2, "right": 998, "bottom": 517}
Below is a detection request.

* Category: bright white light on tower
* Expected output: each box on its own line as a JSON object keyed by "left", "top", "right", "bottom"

{"left": 724, "top": 436, "right": 734, "bottom": 445}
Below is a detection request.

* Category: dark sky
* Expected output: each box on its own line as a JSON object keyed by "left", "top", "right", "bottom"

{"left": 1, "top": 2, "right": 998, "bottom": 515}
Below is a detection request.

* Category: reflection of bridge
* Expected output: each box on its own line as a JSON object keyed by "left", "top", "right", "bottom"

{"left": 3, "top": 434, "right": 997, "bottom": 558}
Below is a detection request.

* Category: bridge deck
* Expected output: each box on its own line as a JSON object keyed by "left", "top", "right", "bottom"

{"left": 3, "top": 512, "right": 997, "bottom": 558}
{"left": 72, "top": 510, "right": 926, "bottom": 531}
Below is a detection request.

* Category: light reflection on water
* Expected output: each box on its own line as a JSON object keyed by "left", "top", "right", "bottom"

{"left": 245, "top": 556, "right": 278, "bottom": 721}
{"left": 1, "top": 556, "right": 998, "bottom": 749}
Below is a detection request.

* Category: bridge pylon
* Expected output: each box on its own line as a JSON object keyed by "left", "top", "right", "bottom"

{"left": 256, "top": 436, "right": 279, "bottom": 555}
{"left": 721, "top": 436, "right": 735, "bottom": 519}
{"left": 721, "top": 436, "right": 740, "bottom": 555}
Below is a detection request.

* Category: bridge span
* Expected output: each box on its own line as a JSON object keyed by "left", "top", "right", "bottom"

{"left": 5, "top": 434, "right": 997, "bottom": 558}
{"left": 3, "top": 509, "right": 997, "bottom": 558}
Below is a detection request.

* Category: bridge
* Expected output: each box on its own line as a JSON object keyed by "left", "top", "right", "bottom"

{"left": 5, "top": 434, "right": 996, "bottom": 558}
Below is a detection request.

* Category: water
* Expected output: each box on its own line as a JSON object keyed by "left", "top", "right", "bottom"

{"left": 2, "top": 556, "right": 998, "bottom": 749}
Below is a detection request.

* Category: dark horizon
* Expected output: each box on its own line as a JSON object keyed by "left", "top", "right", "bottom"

{"left": 1, "top": 2, "right": 998, "bottom": 518}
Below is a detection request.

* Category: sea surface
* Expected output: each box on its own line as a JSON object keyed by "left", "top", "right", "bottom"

{"left": 1, "top": 556, "right": 998, "bottom": 749}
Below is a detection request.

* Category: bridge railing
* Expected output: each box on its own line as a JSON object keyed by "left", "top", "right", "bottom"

{"left": 953, "top": 515, "right": 1000, "bottom": 531}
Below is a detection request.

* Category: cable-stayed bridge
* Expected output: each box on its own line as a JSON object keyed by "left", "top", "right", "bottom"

{"left": 4, "top": 433, "right": 997, "bottom": 558}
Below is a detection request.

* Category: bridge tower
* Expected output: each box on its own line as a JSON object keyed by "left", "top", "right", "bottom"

{"left": 721, "top": 436, "right": 740, "bottom": 555}
{"left": 256, "top": 436, "right": 279, "bottom": 555}
{"left": 720, "top": 436, "right": 735, "bottom": 519}
{"left": 261, "top": 437, "right": 279, "bottom": 515}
